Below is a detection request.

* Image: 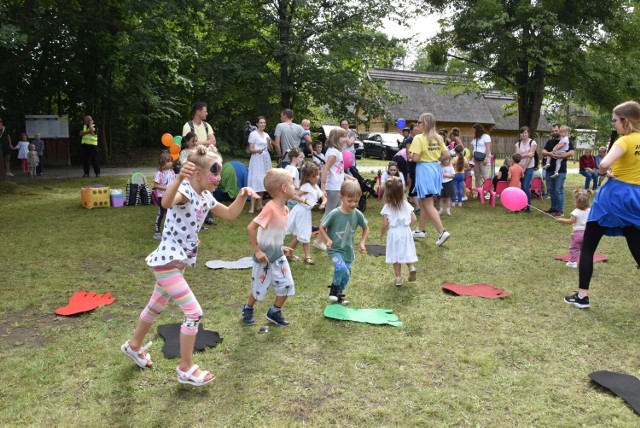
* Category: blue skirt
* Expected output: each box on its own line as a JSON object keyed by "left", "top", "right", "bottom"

{"left": 415, "top": 162, "right": 442, "bottom": 198}
{"left": 588, "top": 178, "right": 640, "bottom": 236}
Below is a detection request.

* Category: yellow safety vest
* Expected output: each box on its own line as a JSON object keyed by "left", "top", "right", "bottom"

{"left": 82, "top": 124, "right": 98, "bottom": 146}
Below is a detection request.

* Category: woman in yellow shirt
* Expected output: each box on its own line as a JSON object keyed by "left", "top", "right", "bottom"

{"left": 409, "top": 113, "right": 451, "bottom": 246}
{"left": 564, "top": 100, "right": 640, "bottom": 309}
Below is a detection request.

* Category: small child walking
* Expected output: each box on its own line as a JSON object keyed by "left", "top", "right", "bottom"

{"left": 121, "top": 146, "right": 255, "bottom": 386}
{"left": 453, "top": 145, "right": 468, "bottom": 207}
{"left": 285, "top": 147, "right": 304, "bottom": 189}
{"left": 319, "top": 180, "right": 370, "bottom": 304}
{"left": 27, "top": 144, "right": 39, "bottom": 178}
{"left": 544, "top": 125, "right": 571, "bottom": 178}
{"left": 380, "top": 176, "right": 418, "bottom": 286}
{"left": 152, "top": 151, "right": 177, "bottom": 239}
{"left": 242, "top": 168, "right": 297, "bottom": 327}
{"left": 15, "top": 133, "right": 30, "bottom": 175}
{"left": 557, "top": 189, "right": 592, "bottom": 268}
{"left": 439, "top": 153, "right": 455, "bottom": 215}
{"left": 287, "top": 162, "right": 326, "bottom": 265}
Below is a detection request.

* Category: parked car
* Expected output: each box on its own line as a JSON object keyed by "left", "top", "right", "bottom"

{"left": 362, "top": 132, "right": 403, "bottom": 160}
{"left": 315, "top": 125, "right": 364, "bottom": 159}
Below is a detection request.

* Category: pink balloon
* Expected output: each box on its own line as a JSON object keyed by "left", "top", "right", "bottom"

{"left": 342, "top": 150, "right": 354, "bottom": 170}
{"left": 501, "top": 187, "right": 528, "bottom": 211}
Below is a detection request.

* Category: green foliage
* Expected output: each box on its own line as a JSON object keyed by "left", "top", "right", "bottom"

{"left": 0, "top": 0, "right": 407, "bottom": 160}
{"left": 424, "top": 0, "right": 627, "bottom": 131}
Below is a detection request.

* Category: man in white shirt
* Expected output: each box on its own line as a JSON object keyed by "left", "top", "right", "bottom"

{"left": 182, "top": 102, "right": 216, "bottom": 147}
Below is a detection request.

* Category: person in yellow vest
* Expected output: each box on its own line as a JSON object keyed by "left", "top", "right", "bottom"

{"left": 80, "top": 115, "right": 100, "bottom": 178}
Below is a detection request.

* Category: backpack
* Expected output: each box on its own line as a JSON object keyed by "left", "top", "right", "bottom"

{"left": 188, "top": 120, "right": 210, "bottom": 137}
{"left": 125, "top": 172, "right": 152, "bottom": 206}
{"left": 518, "top": 140, "right": 540, "bottom": 169}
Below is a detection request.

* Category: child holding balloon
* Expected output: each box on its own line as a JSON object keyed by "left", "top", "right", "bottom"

{"left": 557, "top": 189, "right": 592, "bottom": 268}
{"left": 314, "top": 128, "right": 357, "bottom": 251}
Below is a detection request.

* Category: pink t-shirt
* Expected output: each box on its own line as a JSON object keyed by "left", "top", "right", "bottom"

{"left": 252, "top": 200, "right": 289, "bottom": 262}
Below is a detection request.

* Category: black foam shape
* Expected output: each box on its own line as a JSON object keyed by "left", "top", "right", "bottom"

{"left": 157, "top": 323, "right": 223, "bottom": 359}
{"left": 365, "top": 244, "right": 386, "bottom": 257}
{"left": 589, "top": 370, "right": 640, "bottom": 415}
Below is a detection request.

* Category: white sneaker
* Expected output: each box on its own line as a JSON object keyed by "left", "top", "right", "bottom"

{"left": 6, "top": 172, "right": 14, "bottom": 177}
{"left": 543, "top": 164, "right": 550, "bottom": 170}
{"left": 461, "top": 196, "right": 468, "bottom": 201}
{"left": 438, "top": 208, "right": 444, "bottom": 215}
{"left": 446, "top": 210, "right": 451, "bottom": 216}
{"left": 484, "top": 192, "right": 491, "bottom": 200}
{"left": 551, "top": 172, "right": 559, "bottom": 179}
{"left": 458, "top": 202, "right": 463, "bottom": 207}
{"left": 313, "top": 241, "right": 327, "bottom": 251}
{"left": 436, "top": 230, "right": 450, "bottom": 246}
{"left": 566, "top": 261, "right": 578, "bottom": 268}
{"left": 413, "top": 230, "right": 426, "bottom": 238}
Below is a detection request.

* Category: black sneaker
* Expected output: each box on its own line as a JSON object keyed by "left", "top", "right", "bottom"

{"left": 266, "top": 308, "right": 290, "bottom": 326}
{"left": 241, "top": 304, "right": 254, "bottom": 325}
{"left": 564, "top": 292, "right": 590, "bottom": 309}
{"left": 328, "top": 285, "right": 339, "bottom": 302}
{"left": 336, "top": 294, "right": 349, "bottom": 305}
{"left": 553, "top": 210, "right": 564, "bottom": 217}
{"left": 544, "top": 208, "right": 556, "bottom": 214}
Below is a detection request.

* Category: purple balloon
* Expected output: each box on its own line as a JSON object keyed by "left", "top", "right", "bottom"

{"left": 501, "top": 187, "right": 528, "bottom": 211}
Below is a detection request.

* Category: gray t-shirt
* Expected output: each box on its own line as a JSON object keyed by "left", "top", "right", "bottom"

{"left": 275, "top": 122, "right": 304, "bottom": 153}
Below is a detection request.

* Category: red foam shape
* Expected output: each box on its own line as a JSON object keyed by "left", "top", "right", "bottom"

{"left": 442, "top": 282, "right": 509, "bottom": 299}
{"left": 55, "top": 290, "right": 116, "bottom": 316}
{"left": 554, "top": 254, "right": 608, "bottom": 263}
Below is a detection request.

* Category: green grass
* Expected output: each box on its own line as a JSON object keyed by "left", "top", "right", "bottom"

{"left": 1, "top": 174, "right": 639, "bottom": 426}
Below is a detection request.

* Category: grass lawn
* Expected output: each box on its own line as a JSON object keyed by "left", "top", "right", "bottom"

{"left": 1, "top": 173, "right": 639, "bottom": 426}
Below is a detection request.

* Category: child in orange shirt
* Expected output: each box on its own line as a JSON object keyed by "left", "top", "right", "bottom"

{"left": 507, "top": 153, "right": 524, "bottom": 188}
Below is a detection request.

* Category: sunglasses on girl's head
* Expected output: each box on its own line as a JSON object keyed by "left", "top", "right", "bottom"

{"left": 210, "top": 163, "right": 222, "bottom": 174}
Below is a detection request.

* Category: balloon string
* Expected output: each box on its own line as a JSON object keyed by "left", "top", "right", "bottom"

{"left": 528, "top": 204, "right": 557, "bottom": 219}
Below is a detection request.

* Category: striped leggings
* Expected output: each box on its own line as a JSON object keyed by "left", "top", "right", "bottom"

{"left": 140, "top": 262, "right": 202, "bottom": 335}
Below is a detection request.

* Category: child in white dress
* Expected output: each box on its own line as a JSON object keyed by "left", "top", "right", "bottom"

{"left": 380, "top": 176, "right": 418, "bottom": 286}
{"left": 287, "top": 162, "right": 327, "bottom": 264}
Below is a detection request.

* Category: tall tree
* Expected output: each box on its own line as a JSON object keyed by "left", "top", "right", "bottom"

{"left": 424, "top": 0, "right": 625, "bottom": 131}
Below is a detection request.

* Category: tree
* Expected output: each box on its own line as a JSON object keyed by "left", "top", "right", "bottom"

{"left": 423, "top": 0, "right": 625, "bottom": 132}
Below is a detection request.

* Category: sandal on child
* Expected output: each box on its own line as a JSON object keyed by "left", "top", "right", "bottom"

{"left": 408, "top": 269, "right": 417, "bottom": 282}
{"left": 303, "top": 257, "right": 315, "bottom": 265}
{"left": 287, "top": 255, "right": 300, "bottom": 262}
{"left": 121, "top": 340, "right": 154, "bottom": 368}
{"left": 177, "top": 364, "right": 215, "bottom": 386}
{"left": 395, "top": 277, "right": 403, "bottom": 287}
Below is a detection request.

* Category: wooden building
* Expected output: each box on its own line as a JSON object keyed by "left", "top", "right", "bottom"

{"left": 360, "top": 69, "right": 551, "bottom": 157}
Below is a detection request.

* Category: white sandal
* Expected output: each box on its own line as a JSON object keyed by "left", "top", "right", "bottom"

{"left": 177, "top": 364, "right": 215, "bottom": 386}
{"left": 121, "top": 340, "right": 153, "bottom": 368}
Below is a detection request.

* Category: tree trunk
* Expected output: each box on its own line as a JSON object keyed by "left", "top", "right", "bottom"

{"left": 516, "top": 62, "right": 545, "bottom": 137}
{"left": 277, "top": 0, "right": 293, "bottom": 109}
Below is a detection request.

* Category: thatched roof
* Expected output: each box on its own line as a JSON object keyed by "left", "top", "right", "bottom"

{"left": 368, "top": 69, "right": 550, "bottom": 132}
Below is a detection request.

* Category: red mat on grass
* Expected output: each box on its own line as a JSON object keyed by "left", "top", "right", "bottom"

{"left": 55, "top": 291, "right": 116, "bottom": 316}
{"left": 442, "top": 282, "right": 509, "bottom": 299}
{"left": 554, "top": 254, "right": 608, "bottom": 263}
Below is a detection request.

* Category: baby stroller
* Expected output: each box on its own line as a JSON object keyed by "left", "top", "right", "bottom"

{"left": 349, "top": 166, "right": 378, "bottom": 212}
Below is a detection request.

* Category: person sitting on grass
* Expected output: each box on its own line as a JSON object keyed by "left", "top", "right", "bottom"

{"left": 121, "top": 146, "right": 256, "bottom": 387}
{"left": 242, "top": 168, "right": 297, "bottom": 327}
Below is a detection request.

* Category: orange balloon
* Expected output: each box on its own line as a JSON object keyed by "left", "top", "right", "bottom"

{"left": 161, "top": 133, "right": 173, "bottom": 147}
{"left": 171, "top": 152, "right": 179, "bottom": 161}
{"left": 169, "top": 144, "right": 181, "bottom": 155}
